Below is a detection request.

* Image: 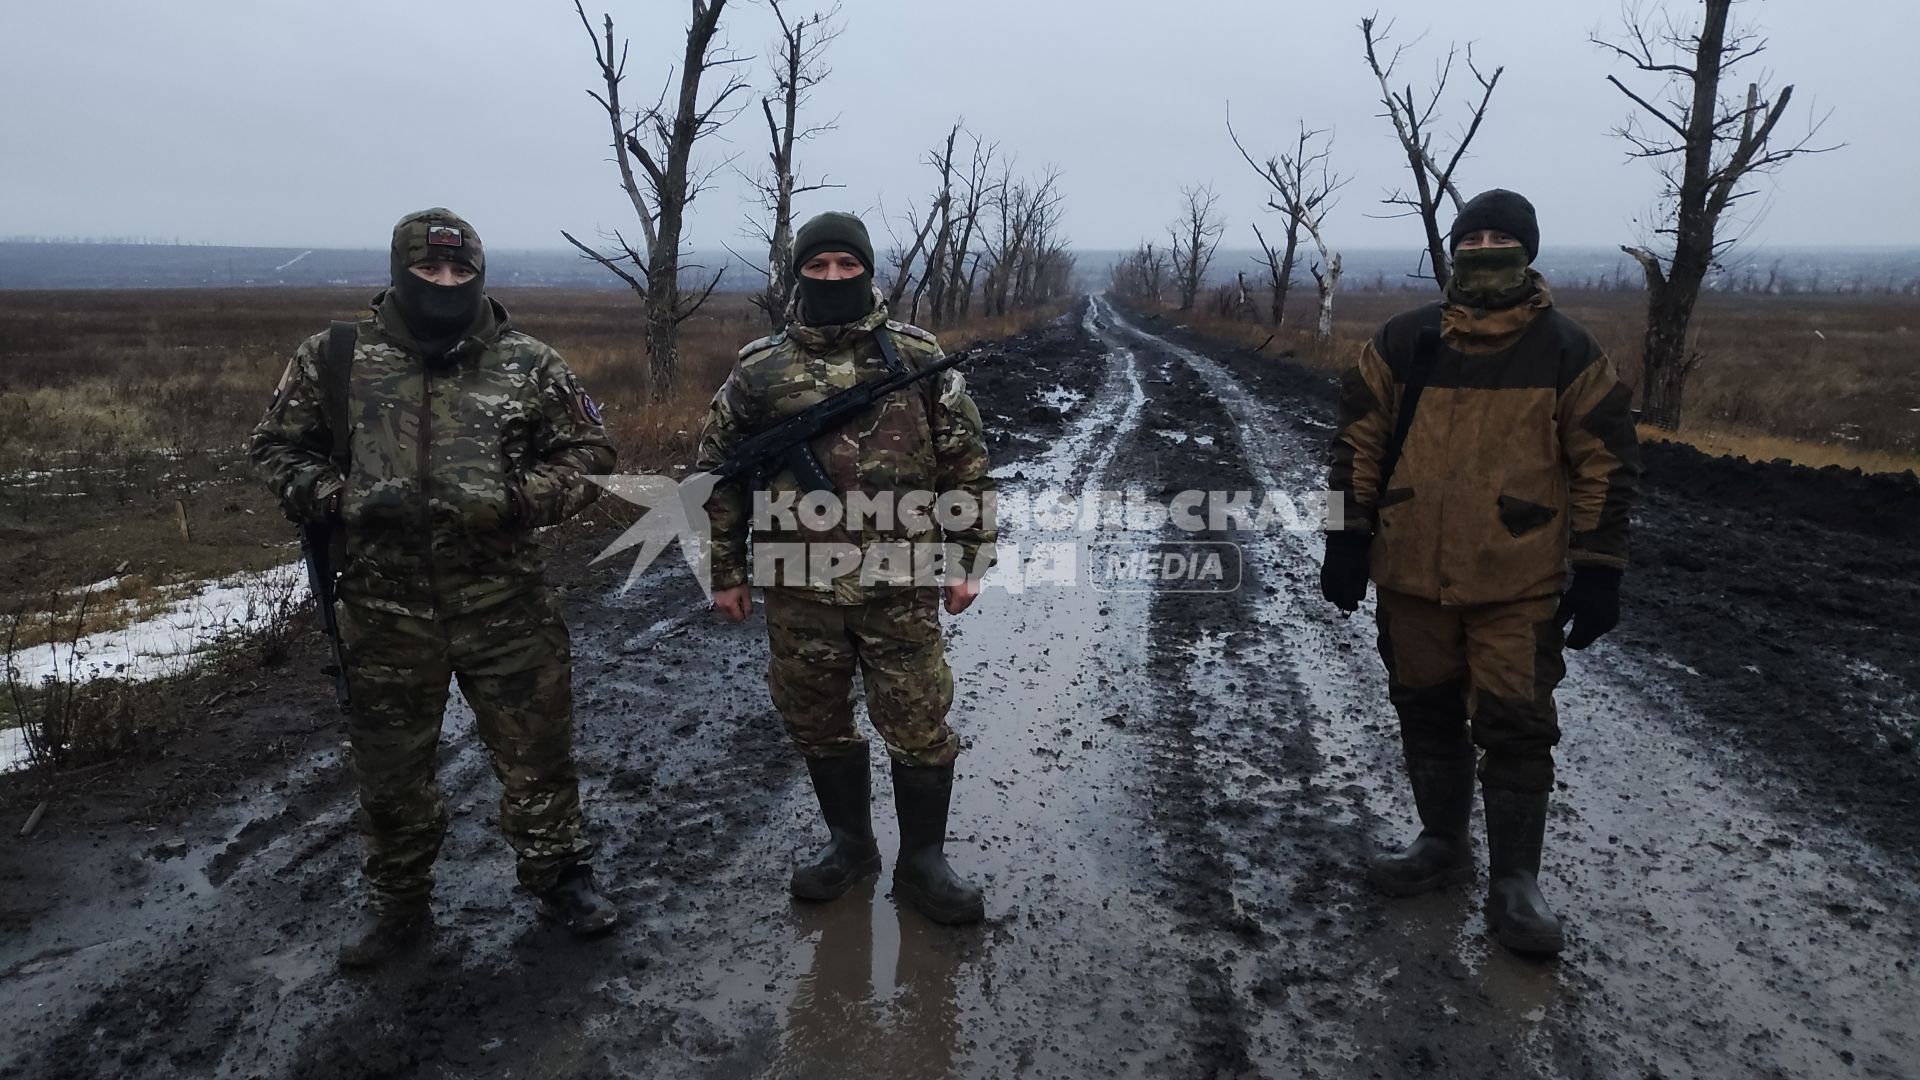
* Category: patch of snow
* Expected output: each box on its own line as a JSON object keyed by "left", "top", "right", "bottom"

{"left": 1, "top": 726, "right": 27, "bottom": 773}
{"left": 1193, "top": 434, "right": 1216, "bottom": 447}
{"left": 4, "top": 563, "right": 304, "bottom": 686}
{"left": 1155, "top": 430, "right": 1190, "bottom": 445}
{"left": 1036, "top": 385, "right": 1086, "bottom": 413}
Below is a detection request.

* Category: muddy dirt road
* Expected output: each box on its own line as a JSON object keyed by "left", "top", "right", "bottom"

{"left": 4, "top": 297, "right": 1917, "bottom": 1079}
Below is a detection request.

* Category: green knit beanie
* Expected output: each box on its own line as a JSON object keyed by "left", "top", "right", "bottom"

{"left": 792, "top": 211, "right": 875, "bottom": 276}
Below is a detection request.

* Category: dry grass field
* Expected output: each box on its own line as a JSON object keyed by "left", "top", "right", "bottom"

{"left": 1171, "top": 287, "right": 1920, "bottom": 473}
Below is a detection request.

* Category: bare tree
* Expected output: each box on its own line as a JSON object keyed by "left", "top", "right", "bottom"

{"left": 743, "top": 0, "right": 843, "bottom": 329}
{"left": 980, "top": 165, "right": 1065, "bottom": 316}
{"left": 1108, "top": 241, "right": 1169, "bottom": 304}
{"left": 1359, "top": 14, "right": 1503, "bottom": 290}
{"left": 1167, "top": 185, "right": 1225, "bottom": 313}
{"left": 897, "top": 123, "right": 961, "bottom": 317}
{"left": 939, "top": 133, "right": 1000, "bottom": 324}
{"left": 1596, "top": 0, "right": 1836, "bottom": 429}
{"left": 1229, "top": 110, "right": 1350, "bottom": 328}
{"left": 564, "top": 1, "right": 750, "bottom": 398}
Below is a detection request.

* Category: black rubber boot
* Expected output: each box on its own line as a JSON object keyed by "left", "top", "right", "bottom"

{"left": 1367, "top": 756, "right": 1476, "bottom": 897}
{"left": 337, "top": 905, "right": 430, "bottom": 971}
{"left": 890, "top": 762, "right": 984, "bottom": 925}
{"left": 1483, "top": 787, "right": 1565, "bottom": 956}
{"left": 791, "top": 752, "right": 882, "bottom": 901}
{"left": 537, "top": 865, "right": 620, "bottom": 937}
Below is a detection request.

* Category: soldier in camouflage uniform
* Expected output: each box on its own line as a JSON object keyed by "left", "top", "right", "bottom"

{"left": 249, "top": 209, "right": 620, "bottom": 968}
{"left": 695, "top": 211, "right": 997, "bottom": 924}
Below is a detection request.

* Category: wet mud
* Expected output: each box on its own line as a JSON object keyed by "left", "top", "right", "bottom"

{"left": 3, "top": 303, "right": 1916, "bottom": 1079}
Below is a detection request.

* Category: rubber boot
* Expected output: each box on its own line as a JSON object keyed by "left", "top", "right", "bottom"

{"left": 1367, "top": 756, "right": 1477, "bottom": 897}
{"left": 1483, "top": 787, "right": 1566, "bottom": 956}
{"left": 791, "top": 753, "right": 882, "bottom": 901}
{"left": 536, "top": 865, "right": 620, "bottom": 937}
{"left": 890, "top": 762, "right": 984, "bottom": 925}
{"left": 337, "top": 905, "right": 430, "bottom": 970}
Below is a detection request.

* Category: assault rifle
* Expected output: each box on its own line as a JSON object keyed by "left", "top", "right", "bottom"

{"left": 713, "top": 329, "right": 981, "bottom": 493}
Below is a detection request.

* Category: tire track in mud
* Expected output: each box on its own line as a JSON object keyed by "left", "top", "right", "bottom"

{"left": 1098, "top": 297, "right": 1920, "bottom": 1080}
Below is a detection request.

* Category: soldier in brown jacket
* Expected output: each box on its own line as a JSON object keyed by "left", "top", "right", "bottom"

{"left": 1320, "top": 189, "right": 1641, "bottom": 956}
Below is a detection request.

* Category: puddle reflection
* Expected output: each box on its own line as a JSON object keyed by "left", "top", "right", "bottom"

{"left": 773, "top": 879, "right": 962, "bottom": 1079}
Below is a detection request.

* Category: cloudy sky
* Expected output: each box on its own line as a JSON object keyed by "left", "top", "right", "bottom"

{"left": 2, "top": 0, "right": 1913, "bottom": 255}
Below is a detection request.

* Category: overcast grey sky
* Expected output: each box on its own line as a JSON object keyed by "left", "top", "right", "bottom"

{"left": 2, "top": 0, "right": 1913, "bottom": 256}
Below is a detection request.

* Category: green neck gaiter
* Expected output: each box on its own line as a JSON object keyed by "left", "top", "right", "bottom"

{"left": 1447, "top": 247, "right": 1534, "bottom": 310}
{"left": 797, "top": 274, "right": 876, "bottom": 327}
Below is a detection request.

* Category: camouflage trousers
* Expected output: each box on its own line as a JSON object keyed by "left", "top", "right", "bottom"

{"left": 763, "top": 587, "right": 958, "bottom": 767}
{"left": 1374, "top": 588, "right": 1566, "bottom": 794}
{"left": 338, "top": 588, "right": 593, "bottom": 912}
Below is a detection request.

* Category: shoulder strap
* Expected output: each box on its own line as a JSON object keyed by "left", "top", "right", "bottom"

{"left": 321, "top": 322, "right": 357, "bottom": 475}
{"left": 871, "top": 326, "right": 939, "bottom": 413}
{"left": 1376, "top": 327, "right": 1439, "bottom": 500}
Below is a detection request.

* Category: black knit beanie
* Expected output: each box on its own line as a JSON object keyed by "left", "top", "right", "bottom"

{"left": 1449, "top": 189, "right": 1539, "bottom": 262}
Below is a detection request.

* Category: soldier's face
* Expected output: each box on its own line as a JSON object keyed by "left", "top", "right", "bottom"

{"left": 409, "top": 261, "right": 479, "bottom": 286}
{"left": 1456, "top": 230, "right": 1522, "bottom": 251}
{"left": 800, "top": 252, "right": 866, "bottom": 281}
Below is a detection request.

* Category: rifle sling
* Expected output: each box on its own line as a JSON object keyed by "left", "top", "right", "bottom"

{"left": 1375, "top": 327, "right": 1438, "bottom": 504}
{"left": 322, "top": 321, "right": 356, "bottom": 477}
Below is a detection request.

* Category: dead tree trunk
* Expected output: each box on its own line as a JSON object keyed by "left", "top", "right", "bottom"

{"left": 1598, "top": 0, "right": 1835, "bottom": 429}
{"left": 1359, "top": 15, "right": 1502, "bottom": 290}
{"left": 565, "top": 0, "right": 747, "bottom": 399}
{"left": 748, "top": 1, "right": 843, "bottom": 329}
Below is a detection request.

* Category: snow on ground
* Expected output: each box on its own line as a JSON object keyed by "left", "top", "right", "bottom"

{"left": 4, "top": 562, "right": 305, "bottom": 687}
{"left": 1, "top": 726, "right": 26, "bottom": 773}
{"left": 1037, "top": 384, "right": 1086, "bottom": 413}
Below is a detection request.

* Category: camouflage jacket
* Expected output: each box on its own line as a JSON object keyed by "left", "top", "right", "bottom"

{"left": 248, "top": 294, "right": 616, "bottom": 617}
{"left": 694, "top": 300, "right": 997, "bottom": 605}
{"left": 1328, "top": 274, "right": 1641, "bottom": 605}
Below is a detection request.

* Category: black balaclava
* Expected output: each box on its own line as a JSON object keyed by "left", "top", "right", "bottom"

{"left": 792, "top": 211, "right": 878, "bottom": 326}
{"left": 388, "top": 208, "right": 487, "bottom": 357}
{"left": 1446, "top": 189, "right": 1539, "bottom": 310}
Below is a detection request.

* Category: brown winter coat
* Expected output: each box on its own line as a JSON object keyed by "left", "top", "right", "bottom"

{"left": 1328, "top": 277, "right": 1641, "bottom": 606}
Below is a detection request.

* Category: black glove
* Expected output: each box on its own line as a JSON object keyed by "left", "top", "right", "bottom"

{"left": 1557, "top": 565, "right": 1622, "bottom": 650}
{"left": 1320, "top": 532, "right": 1373, "bottom": 613}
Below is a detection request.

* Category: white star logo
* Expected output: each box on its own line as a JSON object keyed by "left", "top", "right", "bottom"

{"left": 587, "top": 471, "right": 725, "bottom": 596}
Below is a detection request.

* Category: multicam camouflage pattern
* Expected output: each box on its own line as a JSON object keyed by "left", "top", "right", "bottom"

{"left": 764, "top": 587, "right": 957, "bottom": 767}
{"left": 1374, "top": 588, "right": 1565, "bottom": 794}
{"left": 391, "top": 207, "right": 485, "bottom": 273}
{"left": 338, "top": 589, "right": 592, "bottom": 910}
{"left": 249, "top": 295, "right": 616, "bottom": 617}
{"left": 693, "top": 296, "right": 997, "bottom": 605}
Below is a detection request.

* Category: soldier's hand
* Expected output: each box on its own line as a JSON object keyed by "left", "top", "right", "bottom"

{"left": 1557, "top": 566, "right": 1622, "bottom": 650}
{"left": 1320, "top": 532, "right": 1372, "bottom": 613}
{"left": 944, "top": 578, "right": 982, "bottom": 615}
{"left": 712, "top": 585, "right": 753, "bottom": 623}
